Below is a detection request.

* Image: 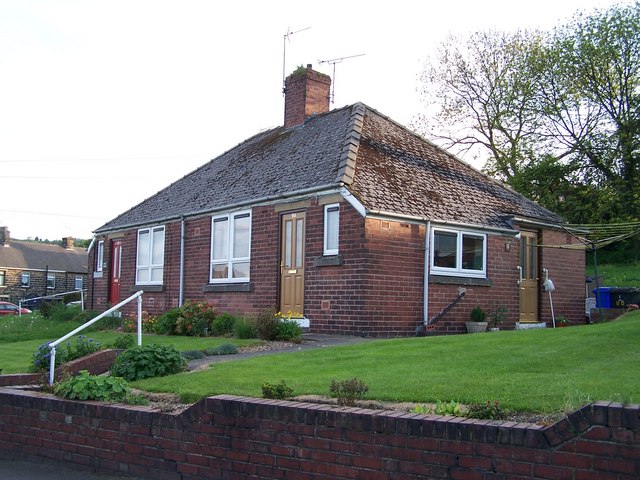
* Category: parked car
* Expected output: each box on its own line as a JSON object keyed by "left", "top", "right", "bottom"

{"left": 0, "top": 301, "right": 32, "bottom": 315}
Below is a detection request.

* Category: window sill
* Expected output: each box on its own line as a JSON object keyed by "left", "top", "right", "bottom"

{"left": 203, "top": 283, "right": 251, "bottom": 293}
{"left": 93, "top": 271, "right": 104, "bottom": 278}
{"left": 429, "top": 275, "right": 492, "bottom": 287}
{"left": 314, "top": 255, "right": 343, "bottom": 267}
{"left": 131, "top": 285, "right": 164, "bottom": 293}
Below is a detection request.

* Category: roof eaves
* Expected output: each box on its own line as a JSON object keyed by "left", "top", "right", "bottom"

{"left": 335, "top": 103, "right": 365, "bottom": 185}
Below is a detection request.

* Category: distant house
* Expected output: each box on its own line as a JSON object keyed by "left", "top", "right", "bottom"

{"left": 0, "top": 227, "right": 88, "bottom": 305}
{"left": 88, "top": 65, "right": 585, "bottom": 336}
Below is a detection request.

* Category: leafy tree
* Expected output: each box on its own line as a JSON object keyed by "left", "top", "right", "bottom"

{"left": 416, "top": 2, "right": 640, "bottom": 227}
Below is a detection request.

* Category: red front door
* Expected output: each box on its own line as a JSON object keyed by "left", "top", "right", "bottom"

{"left": 109, "top": 240, "right": 122, "bottom": 305}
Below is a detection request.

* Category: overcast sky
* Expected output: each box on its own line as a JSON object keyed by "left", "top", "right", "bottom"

{"left": 0, "top": 0, "right": 626, "bottom": 241}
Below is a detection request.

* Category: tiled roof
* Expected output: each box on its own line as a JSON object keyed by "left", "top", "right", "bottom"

{"left": 95, "top": 103, "right": 561, "bottom": 233}
{"left": 0, "top": 241, "right": 88, "bottom": 273}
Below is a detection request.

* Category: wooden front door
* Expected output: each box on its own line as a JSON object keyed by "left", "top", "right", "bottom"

{"left": 279, "top": 212, "right": 305, "bottom": 315}
{"left": 519, "top": 231, "right": 539, "bottom": 322}
{"left": 109, "top": 240, "right": 122, "bottom": 305}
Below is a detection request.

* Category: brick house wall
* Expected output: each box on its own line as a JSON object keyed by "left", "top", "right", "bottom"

{"left": 88, "top": 202, "right": 586, "bottom": 336}
{"left": 0, "top": 391, "right": 637, "bottom": 480}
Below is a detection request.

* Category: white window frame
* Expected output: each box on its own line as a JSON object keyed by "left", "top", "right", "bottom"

{"left": 209, "top": 210, "right": 252, "bottom": 283}
{"left": 96, "top": 240, "right": 104, "bottom": 272}
{"left": 136, "top": 226, "right": 165, "bottom": 285}
{"left": 20, "top": 272, "right": 30, "bottom": 287}
{"left": 74, "top": 276, "right": 83, "bottom": 290}
{"left": 323, "top": 203, "right": 340, "bottom": 256}
{"left": 47, "top": 274, "right": 56, "bottom": 290}
{"left": 431, "top": 228, "right": 487, "bottom": 278}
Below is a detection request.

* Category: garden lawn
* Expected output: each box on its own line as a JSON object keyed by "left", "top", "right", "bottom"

{"left": 586, "top": 261, "right": 640, "bottom": 287}
{"left": 133, "top": 312, "right": 640, "bottom": 414}
{"left": 0, "top": 316, "right": 262, "bottom": 374}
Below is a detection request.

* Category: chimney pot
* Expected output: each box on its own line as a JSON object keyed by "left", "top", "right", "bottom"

{"left": 0, "top": 227, "right": 10, "bottom": 247}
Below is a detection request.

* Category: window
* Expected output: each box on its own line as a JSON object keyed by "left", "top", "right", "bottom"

{"left": 324, "top": 204, "right": 340, "bottom": 255}
{"left": 96, "top": 240, "right": 104, "bottom": 272}
{"left": 210, "top": 210, "right": 251, "bottom": 282}
{"left": 20, "top": 272, "right": 30, "bottom": 287}
{"left": 47, "top": 274, "right": 56, "bottom": 290}
{"left": 74, "top": 276, "right": 83, "bottom": 290}
{"left": 136, "top": 226, "right": 165, "bottom": 284}
{"left": 431, "top": 228, "right": 486, "bottom": 277}
{"left": 0, "top": 271, "right": 5, "bottom": 287}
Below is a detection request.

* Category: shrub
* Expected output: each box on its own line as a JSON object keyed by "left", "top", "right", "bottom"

{"left": 110, "top": 344, "right": 187, "bottom": 381}
{"left": 435, "top": 400, "right": 462, "bottom": 416}
{"left": 32, "top": 342, "right": 65, "bottom": 371}
{"left": 234, "top": 319, "right": 257, "bottom": 339}
{"left": 55, "top": 370, "right": 126, "bottom": 401}
{"left": 181, "top": 349, "right": 206, "bottom": 360}
{"left": 470, "top": 306, "right": 487, "bottom": 322}
{"left": 204, "top": 343, "right": 238, "bottom": 356}
{"left": 174, "top": 300, "right": 216, "bottom": 336}
{"left": 276, "top": 319, "right": 302, "bottom": 342}
{"left": 65, "top": 335, "right": 102, "bottom": 361}
{"left": 212, "top": 312, "right": 237, "bottom": 337}
{"left": 255, "top": 308, "right": 279, "bottom": 340}
{"left": 262, "top": 380, "right": 294, "bottom": 399}
{"left": 329, "top": 378, "right": 369, "bottom": 406}
{"left": 467, "top": 400, "right": 504, "bottom": 419}
{"left": 153, "top": 308, "right": 181, "bottom": 335}
{"left": 113, "top": 333, "right": 136, "bottom": 350}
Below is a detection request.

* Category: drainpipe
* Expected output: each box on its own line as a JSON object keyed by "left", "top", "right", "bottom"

{"left": 423, "top": 221, "right": 431, "bottom": 325}
{"left": 179, "top": 217, "right": 185, "bottom": 307}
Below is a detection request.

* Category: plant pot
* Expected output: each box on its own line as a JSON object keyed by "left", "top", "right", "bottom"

{"left": 466, "top": 321, "right": 488, "bottom": 333}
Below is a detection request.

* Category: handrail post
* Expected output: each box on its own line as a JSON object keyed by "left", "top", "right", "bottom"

{"left": 137, "top": 294, "right": 143, "bottom": 346}
{"left": 18, "top": 300, "right": 22, "bottom": 318}
{"left": 49, "top": 346, "right": 56, "bottom": 385}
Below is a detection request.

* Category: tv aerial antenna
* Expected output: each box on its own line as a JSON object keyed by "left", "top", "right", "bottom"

{"left": 318, "top": 53, "right": 366, "bottom": 104}
{"left": 282, "top": 26, "right": 311, "bottom": 95}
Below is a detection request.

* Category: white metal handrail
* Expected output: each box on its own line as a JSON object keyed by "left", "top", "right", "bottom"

{"left": 19, "top": 289, "right": 86, "bottom": 317}
{"left": 47, "top": 290, "right": 143, "bottom": 385}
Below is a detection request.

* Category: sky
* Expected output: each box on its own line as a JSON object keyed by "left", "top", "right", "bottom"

{"left": 0, "top": 0, "right": 625, "bottom": 241}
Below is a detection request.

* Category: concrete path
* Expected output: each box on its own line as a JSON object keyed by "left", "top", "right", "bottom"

{"left": 0, "top": 458, "right": 151, "bottom": 480}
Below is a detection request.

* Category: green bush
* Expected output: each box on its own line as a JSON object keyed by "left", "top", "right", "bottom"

{"left": 181, "top": 349, "right": 206, "bottom": 360}
{"left": 113, "top": 333, "right": 136, "bottom": 350}
{"left": 212, "top": 312, "right": 236, "bottom": 337}
{"left": 329, "top": 378, "right": 369, "bottom": 406}
{"left": 31, "top": 335, "right": 102, "bottom": 372}
{"left": 204, "top": 343, "right": 238, "bottom": 356}
{"left": 255, "top": 308, "right": 279, "bottom": 340}
{"left": 153, "top": 308, "right": 181, "bottom": 335}
{"left": 262, "top": 380, "right": 294, "bottom": 399}
{"left": 54, "top": 370, "right": 147, "bottom": 405}
{"left": 32, "top": 342, "right": 64, "bottom": 371}
{"left": 276, "top": 319, "right": 302, "bottom": 342}
{"left": 65, "top": 335, "right": 102, "bottom": 361}
{"left": 467, "top": 400, "right": 504, "bottom": 420}
{"left": 174, "top": 300, "right": 216, "bottom": 336}
{"left": 435, "top": 400, "right": 462, "bottom": 416}
{"left": 110, "top": 344, "right": 187, "bottom": 381}
{"left": 233, "top": 319, "right": 257, "bottom": 339}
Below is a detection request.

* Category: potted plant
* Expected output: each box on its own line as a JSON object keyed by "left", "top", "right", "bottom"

{"left": 489, "top": 306, "right": 507, "bottom": 331}
{"left": 466, "top": 306, "right": 488, "bottom": 333}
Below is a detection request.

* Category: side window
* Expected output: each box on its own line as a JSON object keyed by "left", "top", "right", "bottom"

{"left": 96, "top": 240, "right": 104, "bottom": 272}
{"left": 75, "top": 276, "right": 83, "bottom": 290}
{"left": 20, "top": 272, "right": 30, "bottom": 287}
{"left": 136, "top": 226, "right": 165, "bottom": 284}
{"left": 47, "top": 274, "right": 56, "bottom": 290}
{"left": 324, "top": 204, "right": 340, "bottom": 256}
{"left": 0, "top": 271, "right": 5, "bottom": 287}
{"left": 431, "top": 229, "right": 486, "bottom": 278}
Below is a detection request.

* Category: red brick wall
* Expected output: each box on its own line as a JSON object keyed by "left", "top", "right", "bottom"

{"left": 87, "top": 206, "right": 586, "bottom": 336}
{"left": 0, "top": 392, "right": 637, "bottom": 480}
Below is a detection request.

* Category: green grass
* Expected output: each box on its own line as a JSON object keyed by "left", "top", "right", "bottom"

{"left": 586, "top": 262, "right": 640, "bottom": 287}
{"left": 133, "top": 312, "right": 640, "bottom": 413}
{"left": 0, "top": 313, "right": 261, "bottom": 374}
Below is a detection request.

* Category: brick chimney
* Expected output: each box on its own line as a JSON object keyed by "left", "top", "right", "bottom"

{"left": 0, "top": 227, "right": 10, "bottom": 247}
{"left": 284, "top": 64, "right": 331, "bottom": 129}
{"left": 62, "top": 237, "right": 75, "bottom": 249}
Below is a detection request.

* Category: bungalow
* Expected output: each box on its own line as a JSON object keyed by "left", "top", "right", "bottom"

{"left": 88, "top": 65, "right": 584, "bottom": 336}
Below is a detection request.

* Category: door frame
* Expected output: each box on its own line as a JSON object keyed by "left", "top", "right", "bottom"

{"left": 518, "top": 230, "right": 539, "bottom": 323}
{"left": 278, "top": 211, "right": 306, "bottom": 317}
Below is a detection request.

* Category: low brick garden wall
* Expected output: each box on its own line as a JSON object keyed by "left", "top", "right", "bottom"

{"left": 0, "top": 387, "right": 637, "bottom": 479}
